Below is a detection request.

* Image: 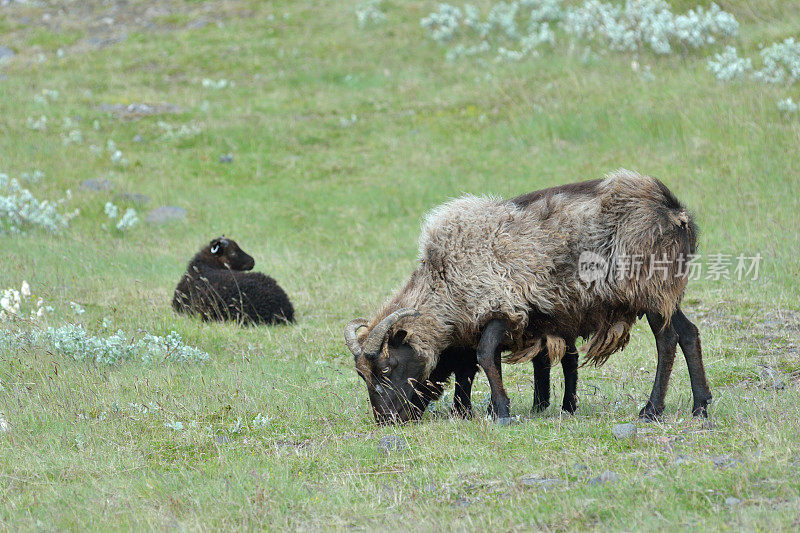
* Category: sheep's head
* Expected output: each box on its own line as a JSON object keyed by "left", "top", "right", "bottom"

{"left": 204, "top": 236, "right": 255, "bottom": 271}
{"left": 345, "top": 309, "right": 440, "bottom": 424}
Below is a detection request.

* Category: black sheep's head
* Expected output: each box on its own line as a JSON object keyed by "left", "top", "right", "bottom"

{"left": 345, "top": 309, "right": 440, "bottom": 424}
{"left": 206, "top": 236, "right": 255, "bottom": 271}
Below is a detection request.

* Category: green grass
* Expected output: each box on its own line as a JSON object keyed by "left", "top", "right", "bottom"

{"left": 1, "top": 0, "right": 800, "bottom": 530}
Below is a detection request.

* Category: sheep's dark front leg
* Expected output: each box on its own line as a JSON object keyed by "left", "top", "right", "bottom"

{"left": 452, "top": 350, "right": 478, "bottom": 418}
{"left": 672, "top": 307, "right": 712, "bottom": 417}
{"left": 531, "top": 352, "right": 551, "bottom": 413}
{"left": 640, "top": 312, "right": 678, "bottom": 421}
{"left": 561, "top": 343, "right": 579, "bottom": 414}
{"left": 476, "top": 319, "right": 511, "bottom": 421}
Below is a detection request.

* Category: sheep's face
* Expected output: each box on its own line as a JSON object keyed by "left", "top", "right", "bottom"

{"left": 206, "top": 237, "right": 255, "bottom": 271}
{"left": 355, "top": 331, "right": 437, "bottom": 424}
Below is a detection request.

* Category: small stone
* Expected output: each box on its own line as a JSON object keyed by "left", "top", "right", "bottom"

{"left": 494, "top": 415, "right": 522, "bottom": 426}
{"left": 87, "top": 34, "right": 127, "bottom": 49}
{"left": 758, "top": 365, "right": 786, "bottom": 390}
{"left": 0, "top": 46, "right": 14, "bottom": 61}
{"left": 214, "top": 435, "right": 230, "bottom": 444}
{"left": 588, "top": 471, "right": 619, "bottom": 485}
{"left": 712, "top": 455, "right": 740, "bottom": 468}
{"left": 132, "top": 134, "right": 144, "bottom": 143}
{"left": 701, "top": 420, "right": 717, "bottom": 430}
{"left": 520, "top": 476, "right": 563, "bottom": 490}
{"left": 219, "top": 153, "right": 233, "bottom": 164}
{"left": 80, "top": 178, "right": 114, "bottom": 191}
{"left": 451, "top": 497, "right": 471, "bottom": 508}
{"left": 612, "top": 423, "right": 637, "bottom": 439}
{"left": 725, "top": 497, "right": 742, "bottom": 507}
{"left": 115, "top": 192, "right": 150, "bottom": 205}
{"left": 377, "top": 435, "right": 408, "bottom": 455}
{"left": 96, "top": 102, "right": 183, "bottom": 118}
{"left": 145, "top": 206, "right": 187, "bottom": 224}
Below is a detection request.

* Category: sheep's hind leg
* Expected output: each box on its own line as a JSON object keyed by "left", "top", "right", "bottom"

{"left": 561, "top": 343, "right": 579, "bottom": 414}
{"left": 672, "top": 307, "right": 712, "bottom": 417}
{"left": 531, "top": 352, "right": 551, "bottom": 413}
{"left": 476, "top": 320, "right": 512, "bottom": 423}
{"left": 452, "top": 349, "right": 478, "bottom": 418}
{"left": 640, "top": 312, "right": 678, "bottom": 421}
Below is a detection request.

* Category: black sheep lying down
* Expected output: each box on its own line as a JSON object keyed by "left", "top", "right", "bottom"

{"left": 172, "top": 236, "right": 294, "bottom": 325}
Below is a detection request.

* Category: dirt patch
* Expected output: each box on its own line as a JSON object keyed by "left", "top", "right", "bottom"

{"left": 0, "top": 0, "right": 255, "bottom": 59}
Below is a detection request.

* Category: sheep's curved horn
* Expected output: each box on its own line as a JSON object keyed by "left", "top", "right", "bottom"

{"left": 362, "top": 308, "right": 420, "bottom": 359}
{"left": 344, "top": 318, "right": 369, "bottom": 357}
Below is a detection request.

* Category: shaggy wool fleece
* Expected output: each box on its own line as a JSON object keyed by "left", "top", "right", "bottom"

{"left": 365, "top": 169, "right": 696, "bottom": 374}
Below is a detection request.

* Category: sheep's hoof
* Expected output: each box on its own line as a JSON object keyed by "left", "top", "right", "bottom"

{"left": 562, "top": 397, "right": 577, "bottom": 415}
{"left": 638, "top": 407, "right": 662, "bottom": 423}
{"left": 691, "top": 401, "right": 711, "bottom": 418}
{"left": 450, "top": 405, "right": 473, "bottom": 419}
{"left": 531, "top": 399, "right": 550, "bottom": 413}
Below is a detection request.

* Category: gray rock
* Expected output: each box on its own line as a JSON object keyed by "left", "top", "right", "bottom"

{"left": 494, "top": 415, "right": 522, "bottom": 426}
{"left": 725, "top": 497, "right": 742, "bottom": 507}
{"left": 115, "top": 192, "right": 150, "bottom": 205}
{"left": 612, "top": 422, "right": 637, "bottom": 439}
{"left": 378, "top": 435, "right": 408, "bottom": 455}
{"left": 219, "top": 153, "right": 234, "bottom": 164}
{"left": 145, "top": 206, "right": 187, "bottom": 224}
{"left": 132, "top": 134, "right": 144, "bottom": 143}
{"left": 758, "top": 365, "right": 786, "bottom": 390}
{"left": 87, "top": 33, "right": 127, "bottom": 49}
{"left": 96, "top": 102, "right": 183, "bottom": 118}
{"left": 451, "top": 497, "right": 471, "bottom": 508}
{"left": 712, "top": 455, "right": 740, "bottom": 468}
{"left": 520, "top": 476, "right": 563, "bottom": 490}
{"left": 588, "top": 471, "right": 619, "bottom": 485}
{"left": 0, "top": 46, "right": 14, "bottom": 60}
{"left": 80, "top": 178, "right": 114, "bottom": 191}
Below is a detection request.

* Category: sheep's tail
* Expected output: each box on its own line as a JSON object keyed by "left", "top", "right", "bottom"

{"left": 580, "top": 318, "right": 634, "bottom": 367}
{"left": 503, "top": 335, "right": 566, "bottom": 365}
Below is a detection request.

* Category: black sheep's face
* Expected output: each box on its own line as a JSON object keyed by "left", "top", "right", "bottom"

{"left": 207, "top": 237, "right": 255, "bottom": 271}
{"left": 354, "top": 331, "right": 439, "bottom": 424}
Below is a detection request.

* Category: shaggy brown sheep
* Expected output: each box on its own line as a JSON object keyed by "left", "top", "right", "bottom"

{"left": 345, "top": 169, "right": 710, "bottom": 424}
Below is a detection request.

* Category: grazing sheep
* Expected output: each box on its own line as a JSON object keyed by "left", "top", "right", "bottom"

{"left": 173, "top": 236, "right": 294, "bottom": 325}
{"left": 389, "top": 344, "right": 576, "bottom": 419}
{"left": 345, "top": 169, "right": 710, "bottom": 424}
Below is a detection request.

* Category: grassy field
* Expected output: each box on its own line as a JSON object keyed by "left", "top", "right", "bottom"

{"left": 1, "top": 0, "right": 799, "bottom": 530}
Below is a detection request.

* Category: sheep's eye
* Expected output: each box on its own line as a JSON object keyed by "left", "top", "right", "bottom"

{"left": 381, "top": 366, "right": 391, "bottom": 375}
{"left": 210, "top": 244, "right": 219, "bottom": 254}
